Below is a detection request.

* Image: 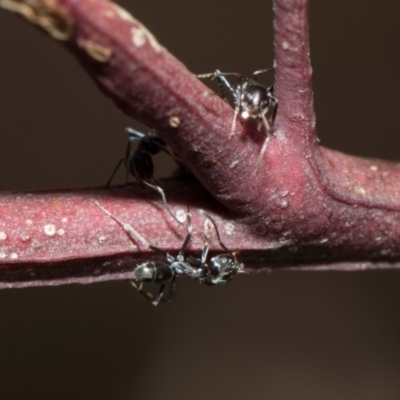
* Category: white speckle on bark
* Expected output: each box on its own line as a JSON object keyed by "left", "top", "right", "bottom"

{"left": 169, "top": 116, "right": 181, "bottom": 128}
{"left": 0, "top": 232, "right": 7, "bottom": 241}
{"left": 20, "top": 234, "right": 30, "bottom": 242}
{"left": 98, "top": 236, "right": 107, "bottom": 244}
{"left": 131, "top": 27, "right": 146, "bottom": 47}
{"left": 10, "top": 253, "right": 18, "bottom": 259}
{"left": 176, "top": 209, "right": 186, "bottom": 224}
{"left": 44, "top": 224, "right": 57, "bottom": 236}
{"left": 354, "top": 186, "right": 367, "bottom": 196}
{"left": 224, "top": 223, "right": 234, "bottom": 235}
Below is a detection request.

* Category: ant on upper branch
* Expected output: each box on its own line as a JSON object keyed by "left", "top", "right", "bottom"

{"left": 198, "top": 69, "right": 278, "bottom": 172}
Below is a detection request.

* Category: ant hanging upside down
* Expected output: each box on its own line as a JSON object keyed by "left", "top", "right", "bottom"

{"left": 95, "top": 201, "right": 245, "bottom": 306}
{"left": 198, "top": 69, "right": 278, "bottom": 173}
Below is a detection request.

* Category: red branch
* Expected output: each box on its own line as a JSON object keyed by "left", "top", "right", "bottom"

{"left": 0, "top": 0, "right": 400, "bottom": 289}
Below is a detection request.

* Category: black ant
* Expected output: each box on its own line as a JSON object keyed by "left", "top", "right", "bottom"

{"left": 198, "top": 69, "right": 278, "bottom": 172}
{"left": 95, "top": 200, "right": 195, "bottom": 306}
{"left": 95, "top": 202, "right": 246, "bottom": 305}
{"left": 187, "top": 211, "right": 244, "bottom": 285}
{"left": 107, "top": 127, "right": 183, "bottom": 225}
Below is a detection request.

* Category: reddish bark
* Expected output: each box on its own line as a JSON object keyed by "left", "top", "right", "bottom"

{"left": 0, "top": 0, "right": 400, "bottom": 289}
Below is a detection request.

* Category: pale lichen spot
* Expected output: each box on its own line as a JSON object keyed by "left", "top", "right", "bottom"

{"left": 20, "top": 234, "right": 30, "bottom": 242}
{"left": 131, "top": 23, "right": 161, "bottom": 52}
{"left": 176, "top": 209, "right": 186, "bottom": 224}
{"left": 354, "top": 185, "right": 367, "bottom": 196}
{"left": 44, "top": 224, "right": 57, "bottom": 236}
{"left": 0, "top": 0, "right": 74, "bottom": 40}
{"left": 224, "top": 222, "right": 234, "bottom": 236}
{"left": 98, "top": 235, "right": 107, "bottom": 244}
{"left": 10, "top": 252, "right": 18, "bottom": 260}
{"left": 169, "top": 116, "right": 181, "bottom": 128}
{"left": 57, "top": 228, "right": 65, "bottom": 236}
{"left": 204, "top": 219, "right": 213, "bottom": 235}
{"left": 0, "top": 252, "right": 6, "bottom": 259}
{"left": 370, "top": 165, "right": 378, "bottom": 172}
{"left": 0, "top": 232, "right": 7, "bottom": 241}
{"left": 131, "top": 26, "right": 146, "bottom": 47}
{"left": 62, "top": 217, "right": 68, "bottom": 223}
{"left": 320, "top": 238, "right": 328, "bottom": 244}
{"left": 280, "top": 200, "right": 289, "bottom": 209}
{"left": 229, "top": 160, "right": 239, "bottom": 169}
{"left": 113, "top": 4, "right": 161, "bottom": 51}
{"left": 26, "top": 219, "right": 33, "bottom": 225}
{"left": 77, "top": 38, "right": 112, "bottom": 62}
{"left": 282, "top": 41, "right": 290, "bottom": 50}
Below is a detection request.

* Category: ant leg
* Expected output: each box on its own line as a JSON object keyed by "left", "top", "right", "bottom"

{"left": 255, "top": 112, "right": 272, "bottom": 174}
{"left": 198, "top": 70, "right": 238, "bottom": 100}
{"left": 229, "top": 105, "right": 240, "bottom": 138}
{"left": 94, "top": 201, "right": 150, "bottom": 247}
{"left": 178, "top": 210, "right": 192, "bottom": 256}
{"left": 215, "top": 72, "right": 236, "bottom": 101}
{"left": 126, "top": 127, "right": 146, "bottom": 143}
{"left": 270, "top": 94, "right": 278, "bottom": 126}
{"left": 152, "top": 283, "right": 166, "bottom": 306}
{"left": 229, "top": 76, "right": 244, "bottom": 138}
{"left": 198, "top": 211, "right": 231, "bottom": 253}
{"left": 166, "top": 274, "right": 177, "bottom": 302}
{"left": 106, "top": 158, "right": 126, "bottom": 188}
{"left": 130, "top": 280, "right": 154, "bottom": 303}
{"left": 256, "top": 135, "right": 271, "bottom": 174}
{"left": 252, "top": 68, "right": 274, "bottom": 81}
{"left": 142, "top": 181, "right": 183, "bottom": 225}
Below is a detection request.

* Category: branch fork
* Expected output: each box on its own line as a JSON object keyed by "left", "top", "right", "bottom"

{"left": 1, "top": 0, "right": 400, "bottom": 289}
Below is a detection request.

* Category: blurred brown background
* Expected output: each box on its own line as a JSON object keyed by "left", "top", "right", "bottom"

{"left": 1, "top": 0, "right": 400, "bottom": 399}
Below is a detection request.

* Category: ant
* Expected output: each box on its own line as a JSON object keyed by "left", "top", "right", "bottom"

{"left": 95, "top": 202, "right": 246, "bottom": 305}
{"left": 95, "top": 200, "right": 196, "bottom": 306}
{"left": 107, "top": 127, "right": 183, "bottom": 225}
{"left": 198, "top": 69, "right": 278, "bottom": 172}
{"left": 187, "top": 211, "right": 245, "bottom": 285}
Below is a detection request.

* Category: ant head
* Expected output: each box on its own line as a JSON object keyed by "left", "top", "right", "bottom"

{"left": 209, "top": 254, "right": 238, "bottom": 284}
{"left": 240, "top": 81, "right": 272, "bottom": 120}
